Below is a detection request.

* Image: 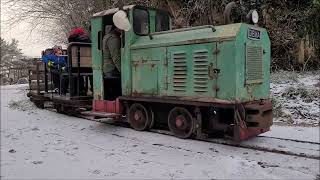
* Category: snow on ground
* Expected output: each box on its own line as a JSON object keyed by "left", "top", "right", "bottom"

{"left": 270, "top": 70, "right": 320, "bottom": 127}
{"left": 1, "top": 84, "right": 320, "bottom": 179}
{"left": 263, "top": 126, "right": 319, "bottom": 143}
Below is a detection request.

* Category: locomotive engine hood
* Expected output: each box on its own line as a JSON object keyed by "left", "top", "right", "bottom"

{"left": 131, "top": 23, "right": 268, "bottom": 50}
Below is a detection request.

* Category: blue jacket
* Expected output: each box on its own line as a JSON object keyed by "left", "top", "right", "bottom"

{"left": 42, "top": 54, "right": 66, "bottom": 65}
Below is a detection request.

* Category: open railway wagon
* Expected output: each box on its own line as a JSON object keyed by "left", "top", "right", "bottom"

{"left": 82, "top": 4, "right": 273, "bottom": 141}
{"left": 27, "top": 55, "right": 54, "bottom": 108}
{"left": 42, "top": 42, "right": 94, "bottom": 114}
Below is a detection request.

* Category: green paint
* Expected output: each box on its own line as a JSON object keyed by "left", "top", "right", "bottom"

{"left": 91, "top": 6, "right": 271, "bottom": 102}
{"left": 91, "top": 17, "right": 104, "bottom": 100}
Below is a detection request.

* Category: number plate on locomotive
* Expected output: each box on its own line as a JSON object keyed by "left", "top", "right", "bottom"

{"left": 248, "top": 28, "right": 261, "bottom": 40}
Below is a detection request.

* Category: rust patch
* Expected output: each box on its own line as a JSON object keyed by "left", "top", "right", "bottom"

{"left": 97, "top": 94, "right": 102, "bottom": 100}
{"left": 246, "top": 85, "right": 254, "bottom": 100}
{"left": 119, "top": 95, "right": 236, "bottom": 108}
{"left": 212, "top": 85, "right": 220, "bottom": 91}
{"left": 213, "top": 49, "right": 220, "bottom": 55}
{"left": 186, "top": 38, "right": 211, "bottom": 44}
{"left": 243, "top": 100, "right": 273, "bottom": 128}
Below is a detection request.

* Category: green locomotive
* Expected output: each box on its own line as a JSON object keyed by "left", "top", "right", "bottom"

{"left": 87, "top": 4, "right": 272, "bottom": 141}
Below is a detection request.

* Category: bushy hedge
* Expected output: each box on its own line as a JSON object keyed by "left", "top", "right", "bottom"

{"left": 130, "top": 0, "right": 320, "bottom": 70}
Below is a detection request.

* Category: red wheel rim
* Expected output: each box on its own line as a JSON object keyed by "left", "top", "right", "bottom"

{"left": 168, "top": 107, "right": 194, "bottom": 139}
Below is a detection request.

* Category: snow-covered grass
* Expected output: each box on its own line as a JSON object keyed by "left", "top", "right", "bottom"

{"left": 271, "top": 70, "right": 320, "bottom": 127}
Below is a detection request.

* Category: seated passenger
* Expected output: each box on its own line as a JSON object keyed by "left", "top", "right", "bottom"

{"left": 102, "top": 25, "right": 121, "bottom": 77}
{"left": 42, "top": 46, "right": 66, "bottom": 92}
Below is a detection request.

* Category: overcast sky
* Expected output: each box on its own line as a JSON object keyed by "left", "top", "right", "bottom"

{"left": 1, "top": 1, "right": 52, "bottom": 57}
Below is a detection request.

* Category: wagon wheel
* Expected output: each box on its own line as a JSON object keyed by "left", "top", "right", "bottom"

{"left": 168, "top": 107, "right": 195, "bottom": 139}
{"left": 54, "top": 104, "right": 63, "bottom": 114}
{"left": 128, "top": 103, "right": 153, "bottom": 131}
{"left": 34, "top": 101, "right": 44, "bottom": 109}
{"left": 54, "top": 104, "right": 69, "bottom": 114}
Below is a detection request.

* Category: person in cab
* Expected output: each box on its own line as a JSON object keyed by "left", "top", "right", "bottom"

{"left": 102, "top": 25, "right": 121, "bottom": 78}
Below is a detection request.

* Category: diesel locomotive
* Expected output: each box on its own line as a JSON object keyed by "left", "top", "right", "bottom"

{"left": 28, "top": 4, "right": 272, "bottom": 141}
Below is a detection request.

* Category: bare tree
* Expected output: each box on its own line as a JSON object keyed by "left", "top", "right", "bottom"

{"left": 2, "top": 0, "right": 319, "bottom": 70}
{"left": 2, "top": 0, "right": 108, "bottom": 45}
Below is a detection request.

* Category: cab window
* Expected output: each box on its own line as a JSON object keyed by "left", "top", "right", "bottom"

{"left": 133, "top": 8, "right": 149, "bottom": 35}
{"left": 156, "top": 12, "right": 170, "bottom": 32}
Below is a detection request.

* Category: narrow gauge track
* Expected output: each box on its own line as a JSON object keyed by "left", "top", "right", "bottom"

{"left": 46, "top": 108, "right": 320, "bottom": 160}
{"left": 149, "top": 129, "right": 320, "bottom": 160}
{"left": 80, "top": 115, "right": 320, "bottom": 160}
{"left": 257, "top": 135, "right": 320, "bottom": 145}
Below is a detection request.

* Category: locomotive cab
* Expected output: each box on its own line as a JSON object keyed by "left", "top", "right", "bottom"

{"left": 91, "top": 5, "right": 172, "bottom": 111}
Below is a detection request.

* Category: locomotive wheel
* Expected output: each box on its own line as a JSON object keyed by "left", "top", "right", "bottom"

{"left": 168, "top": 107, "right": 194, "bottom": 139}
{"left": 128, "top": 103, "right": 153, "bottom": 131}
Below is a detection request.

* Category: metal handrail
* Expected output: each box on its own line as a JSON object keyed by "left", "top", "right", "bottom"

{"left": 150, "top": 25, "right": 216, "bottom": 36}
{"left": 67, "top": 42, "right": 92, "bottom": 97}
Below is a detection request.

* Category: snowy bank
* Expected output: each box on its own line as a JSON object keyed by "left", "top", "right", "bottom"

{"left": 271, "top": 70, "right": 320, "bottom": 127}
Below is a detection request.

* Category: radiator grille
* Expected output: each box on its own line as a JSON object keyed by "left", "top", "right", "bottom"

{"left": 193, "top": 50, "right": 209, "bottom": 92}
{"left": 246, "top": 45, "right": 263, "bottom": 83}
{"left": 173, "top": 52, "right": 187, "bottom": 92}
